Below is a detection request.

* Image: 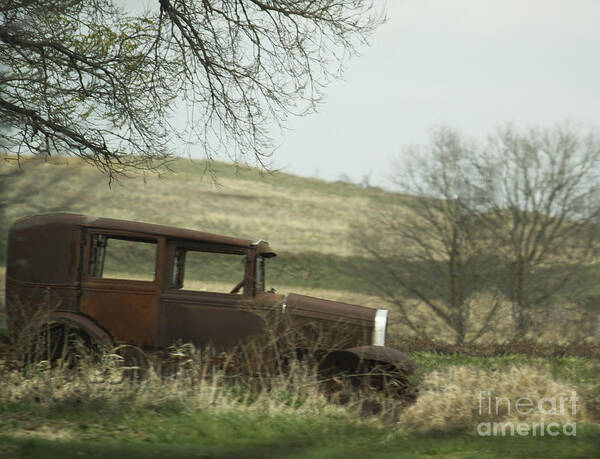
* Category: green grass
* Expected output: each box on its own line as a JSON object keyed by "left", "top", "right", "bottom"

{"left": 410, "top": 352, "right": 600, "bottom": 386}
{"left": 0, "top": 403, "right": 598, "bottom": 458}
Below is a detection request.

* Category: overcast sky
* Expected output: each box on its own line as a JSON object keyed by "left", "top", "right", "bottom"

{"left": 264, "top": 0, "right": 600, "bottom": 186}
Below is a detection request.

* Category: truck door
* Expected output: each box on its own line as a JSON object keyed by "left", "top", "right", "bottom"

{"left": 79, "top": 232, "right": 161, "bottom": 346}
{"left": 158, "top": 242, "right": 265, "bottom": 350}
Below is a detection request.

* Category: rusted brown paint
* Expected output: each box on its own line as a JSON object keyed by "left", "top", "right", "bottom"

{"left": 285, "top": 293, "right": 375, "bottom": 327}
{"left": 79, "top": 278, "right": 159, "bottom": 346}
{"left": 5, "top": 213, "right": 415, "bottom": 373}
{"left": 158, "top": 295, "right": 266, "bottom": 350}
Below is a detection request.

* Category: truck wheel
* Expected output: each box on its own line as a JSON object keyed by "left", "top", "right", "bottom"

{"left": 27, "top": 322, "right": 100, "bottom": 367}
{"left": 319, "top": 350, "right": 418, "bottom": 405}
{"left": 112, "top": 344, "right": 150, "bottom": 382}
{"left": 358, "top": 362, "right": 418, "bottom": 403}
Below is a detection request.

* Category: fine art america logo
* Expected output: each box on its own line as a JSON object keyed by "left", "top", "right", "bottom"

{"left": 476, "top": 391, "right": 579, "bottom": 437}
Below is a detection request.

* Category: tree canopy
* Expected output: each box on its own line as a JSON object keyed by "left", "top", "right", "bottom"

{"left": 0, "top": 0, "right": 381, "bottom": 178}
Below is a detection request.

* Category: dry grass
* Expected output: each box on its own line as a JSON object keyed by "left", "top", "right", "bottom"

{"left": 400, "top": 366, "right": 591, "bottom": 431}
{"left": 1, "top": 344, "right": 597, "bottom": 435}
{"left": 386, "top": 293, "right": 600, "bottom": 345}
{"left": 0, "top": 155, "right": 397, "bottom": 256}
{"left": 0, "top": 343, "right": 359, "bottom": 423}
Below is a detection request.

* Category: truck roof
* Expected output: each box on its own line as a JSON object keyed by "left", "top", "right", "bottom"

{"left": 11, "top": 213, "right": 275, "bottom": 254}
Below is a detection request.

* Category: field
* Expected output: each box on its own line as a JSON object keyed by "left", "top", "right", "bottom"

{"left": 1, "top": 155, "right": 599, "bottom": 457}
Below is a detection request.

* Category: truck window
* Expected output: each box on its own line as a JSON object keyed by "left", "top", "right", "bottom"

{"left": 88, "top": 234, "right": 157, "bottom": 281}
{"left": 171, "top": 249, "right": 246, "bottom": 294}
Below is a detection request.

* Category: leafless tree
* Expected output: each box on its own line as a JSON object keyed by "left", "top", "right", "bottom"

{"left": 0, "top": 0, "right": 382, "bottom": 179}
{"left": 354, "top": 128, "right": 501, "bottom": 345}
{"left": 474, "top": 123, "right": 600, "bottom": 334}
{"left": 355, "top": 124, "right": 600, "bottom": 342}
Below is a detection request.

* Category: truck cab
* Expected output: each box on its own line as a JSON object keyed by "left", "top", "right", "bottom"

{"left": 5, "top": 213, "right": 416, "bottom": 382}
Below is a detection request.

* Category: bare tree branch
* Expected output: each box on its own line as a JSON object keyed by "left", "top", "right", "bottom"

{"left": 0, "top": 0, "right": 383, "bottom": 177}
{"left": 474, "top": 123, "right": 600, "bottom": 333}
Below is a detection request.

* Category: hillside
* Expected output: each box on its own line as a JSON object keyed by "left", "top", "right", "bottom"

{"left": 1, "top": 156, "right": 393, "bottom": 257}
{"left": 1, "top": 155, "right": 598, "bottom": 343}
{"left": 0, "top": 155, "right": 401, "bottom": 304}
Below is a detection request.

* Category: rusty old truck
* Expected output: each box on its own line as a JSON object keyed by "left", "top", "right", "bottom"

{"left": 5, "top": 213, "right": 416, "bottom": 389}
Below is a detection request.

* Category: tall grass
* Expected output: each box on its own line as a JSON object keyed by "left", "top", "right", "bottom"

{"left": 1, "top": 345, "right": 597, "bottom": 433}
{"left": 400, "top": 366, "right": 591, "bottom": 431}
{"left": 0, "top": 342, "right": 353, "bottom": 423}
{"left": 0, "top": 316, "right": 598, "bottom": 458}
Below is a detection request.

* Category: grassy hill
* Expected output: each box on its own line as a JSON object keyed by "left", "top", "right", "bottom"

{"left": 1, "top": 155, "right": 598, "bottom": 343}
{"left": 1, "top": 155, "right": 415, "bottom": 296}
{"left": 0, "top": 155, "right": 405, "bottom": 256}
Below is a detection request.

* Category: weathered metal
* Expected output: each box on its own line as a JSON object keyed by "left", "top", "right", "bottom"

{"left": 5, "top": 213, "right": 416, "bottom": 377}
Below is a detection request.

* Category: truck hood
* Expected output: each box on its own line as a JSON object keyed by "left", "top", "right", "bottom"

{"left": 282, "top": 293, "right": 377, "bottom": 328}
{"left": 254, "top": 292, "right": 388, "bottom": 347}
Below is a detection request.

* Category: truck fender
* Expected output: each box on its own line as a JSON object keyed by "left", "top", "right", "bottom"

{"left": 320, "top": 345, "right": 418, "bottom": 375}
{"left": 31, "top": 311, "right": 114, "bottom": 348}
